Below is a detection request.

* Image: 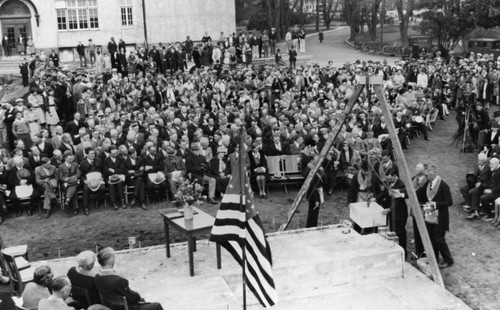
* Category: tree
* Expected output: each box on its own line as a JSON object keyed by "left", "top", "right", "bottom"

{"left": 395, "top": 0, "right": 414, "bottom": 48}
{"left": 415, "top": 0, "right": 500, "bottom": 51}
{"left": 322, "top": 0, "right": 340, "bottom": 30}
{"left": 363, "top": 0, "right": 382, "bottom": 41}
{"left": 343, "top": 0, "right": 362, "bottom": 40}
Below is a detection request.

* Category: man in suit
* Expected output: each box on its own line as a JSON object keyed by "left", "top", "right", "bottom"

{"left": 8, "top": 156, "right": 38, "bottom": 216}
{"left": 375, "top": 166, "right": 409, "bottom": 256}
{"left": 38, "top": 276, "right": 74, "bottom": 310}
{"left": 124, "top": 149, "right": 147, "bottom": 210}
{"left": 28, "top": 145, "right": 43, "bottom": 169}
{"left": 289, "top": 135, "right": 304, "bottom": 155}
{"left": 481, "top": 123, "right": 500, "bottom": 157}
{"left": 186, "top": 143, "right": 217, "bottom": 204}
{"left": 66, "top": 113, "right": 84, "bottom": 144}
{"left": 422, "top": 165, "right": 454, "bottom": 269}
{"left": 265, "top": 133, "right": 288, "bottom": 156}
{"left": 462, "top": 152, "right": 491, "bottom": 218}
{"left": 208, "top": 147, "right": 231, "bottom": 196}
{"left": 478, "top": 157, "right": 500, "bottom": 220}
{"left": 104, "top": 145, "right": 127, "bottom": 210}
{"left": 95, "top": 248, "right": 163, "bottom": 310}
{"left": 79, "top": 148, "right": 105, "bottom": 214}
{"left": 52, "top": 126, "right": 64, "bottom": 150}
{"left": 143, "top": 145, "right": 167, "bottom": 201}
{"left": 163, "top": 145, "right": 186, "bottom": 198}
{"left": 59, "top": 150, "right": 81, "bottom": 215}
{"left": 302, "top": 155, "right": 324, "bottom": 227}
{"left": 33, "top": 132, "right": 54, "bottom": 159}
{"left": 35, "top": 157, "right": 58, "bottom": 218}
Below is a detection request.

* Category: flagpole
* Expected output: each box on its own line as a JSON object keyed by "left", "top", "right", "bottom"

{"left": 238, "top": 127, "right": 247, "bottom": 310}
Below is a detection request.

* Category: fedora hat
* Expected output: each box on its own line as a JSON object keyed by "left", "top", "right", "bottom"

{"left": 108, "top": 174, "right": 123, "bottom": 185}
{"left": 17, "top": 168, "right": 31, "bottom": 180}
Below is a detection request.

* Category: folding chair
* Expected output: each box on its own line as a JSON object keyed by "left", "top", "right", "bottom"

{"left": 281, "top": 155, "right": 304, "bottom": 194}
{"left": 99, "top": 292, "right": 129, "bottom": 310}
{"left": 2, "top": 251, "right": 35, "bottom": 295}
{"left": 265, "top": 156, "right": 286, "bottom": 192}
{"left": 71, "top": 285, "right": 92, "bottom": 309}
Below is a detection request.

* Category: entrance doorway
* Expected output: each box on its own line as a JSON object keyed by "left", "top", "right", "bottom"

{"left": 3, "top": 21, "right": 29, "bottom": 55}
{"left": 0, "top": 0, "right": 32, "bottom": 56}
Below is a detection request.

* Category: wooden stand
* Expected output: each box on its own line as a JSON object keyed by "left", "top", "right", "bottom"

{"left": 279, "top": 76, "right": 444, "bottom": 288}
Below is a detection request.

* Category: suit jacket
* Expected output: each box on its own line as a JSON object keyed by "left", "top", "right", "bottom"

{"left": 163, "top": 155, "right": 186, "bottom": 177}
{"left": 36, "top": 141, "right": 54, "bottom": 158}
{"left": 79, "top": 158, "right": 104, "bottom": 179}
{"left": 35, "top": 165, "right": 57, "bottom": 186}
{"left": 58, "top": 162, "right": 81, "bottom": 183}
{"left": 376, "top": 178, "right": 408, "bottom": 222}
{"left": 487, "top": 168, "right": 500, "bottom": 194}
{"left": 7, "top": 166, "right": 35, "bottom": 189}
{"left": 59, "top": 143, "right": 76, "bottom": 155}
{"left": 94, "top": 271, "right": 141, "bottom": 307}
{"left": 104, "top": 156, "right": 125, "bottom": 179}
{"left": 208, "top": 157, "right": 231, "bottom": 178}
{"left": 38, "top": 296, "right": 74, "bottom": 310}
{"left": 186, "top": 153, "right": 209, "bottom": 180}
{"left": 288, "top": 142, "right": 303, "bottom": 155}
{"left": 142, "top": 154, "right": 164, "bottom": 174}
{"left": 66, "top": 120, "right": 84, "bottom": 141}
{"left": 426, "top": 179, "right": 453, "bottom": 231}
{"left": 123, "top": 156, "right": 144, "bottom": 179}
{"left": 265, "top": 142, "right": 288, "bottom": 156}
{"left": 28, "top": 155, "right": 43, "bottom": 169}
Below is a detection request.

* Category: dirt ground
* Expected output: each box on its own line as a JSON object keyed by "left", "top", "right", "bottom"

{"left": 0, "top": 107, "right": 499, "bottom": 309}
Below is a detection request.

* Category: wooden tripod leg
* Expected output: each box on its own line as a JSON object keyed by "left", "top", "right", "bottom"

{"left": 374, "top": 85, "right": 444, "bottom": 288}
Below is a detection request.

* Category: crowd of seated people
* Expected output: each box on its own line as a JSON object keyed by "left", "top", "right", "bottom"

{"left": 16, "top": 248, "right": 162, "bottom": 310}
{"left": 2, "top": 27, "right": 496, "bottom": 225}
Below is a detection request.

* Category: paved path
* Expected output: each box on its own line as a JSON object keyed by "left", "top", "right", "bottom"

{"left": 297, "top": 26, "right": 398, "bottom": 67}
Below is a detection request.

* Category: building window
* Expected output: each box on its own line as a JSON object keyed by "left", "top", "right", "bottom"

{"left": 56, "top": 0, "right": 99, "bottom": 30}
{"left": 121, "top": 0, "right": 133, "bottom": 27}
{"left": 56, "top": 9, "right": 67, "bottom": 30}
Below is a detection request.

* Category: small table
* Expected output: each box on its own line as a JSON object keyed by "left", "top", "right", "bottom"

{"left": 159, "top": 207, "right": 221, "bottom": 276}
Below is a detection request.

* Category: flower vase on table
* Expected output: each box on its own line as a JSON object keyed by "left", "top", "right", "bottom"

{"left": 183, "top": 203, "right": 194, "bottom": 221}
{"left": 175, "top": 178, "right": 204, "bottom": 222}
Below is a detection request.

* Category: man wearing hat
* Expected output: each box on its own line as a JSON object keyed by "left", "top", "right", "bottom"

{"left": 208, "top": 146, "right": 231, "bottom": 196}
{"left": 58, "top": 150, "right": 81, "bottom": 214}
{"left": 186, "top": 143, "right": 218, "bottom": 204}
{"left": 104, "top": 145, "right": 128, "bottom": 210}
{"left": 35, "top": 157, "right": 58, "bottom": 218}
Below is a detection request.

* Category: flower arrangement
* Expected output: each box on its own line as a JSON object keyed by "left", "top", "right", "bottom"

{"left": 174, "top": 178, "right": 205, "bottom": 207}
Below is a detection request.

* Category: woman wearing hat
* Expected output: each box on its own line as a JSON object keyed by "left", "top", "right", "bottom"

{"left": 45, "top": 88, "right": 60, "bottom": 137}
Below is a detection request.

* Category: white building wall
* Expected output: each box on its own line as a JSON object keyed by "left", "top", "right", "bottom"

{"left": 145, "top": 0, "right": 236, "bottom": 44}
{"left": 1, "top": 0, "right": 235, "bottom": 52}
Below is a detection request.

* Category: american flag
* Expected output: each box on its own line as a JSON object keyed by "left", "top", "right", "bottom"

{"left": 210, "top": 155, "right": 278, "bottom": 308}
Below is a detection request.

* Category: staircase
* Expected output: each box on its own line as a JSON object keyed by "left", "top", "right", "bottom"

{"left": 0, "top": 56, "right": 23, "bottom": 76}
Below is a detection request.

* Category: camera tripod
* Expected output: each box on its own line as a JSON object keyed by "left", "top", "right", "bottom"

{"left": 451, "top": 104, "right": 473, "bottom": 155}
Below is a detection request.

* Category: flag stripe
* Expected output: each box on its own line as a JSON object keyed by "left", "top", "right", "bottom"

{"left": 210, "top": 151, "right": 278, "bottom": 307}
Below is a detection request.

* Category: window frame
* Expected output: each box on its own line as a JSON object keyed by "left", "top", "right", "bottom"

{"left": 120, "top": 0, "right": 134, "bottom": 27}
{"left": 56, "top": 0, "right": 99, "bottom": 31}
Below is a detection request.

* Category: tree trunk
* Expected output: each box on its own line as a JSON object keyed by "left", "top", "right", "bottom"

{"left": 396, "top": 0, "right": 414, "bottom": 48}
{"left": 316, "top": 0, "right": 320, "bottom": 31}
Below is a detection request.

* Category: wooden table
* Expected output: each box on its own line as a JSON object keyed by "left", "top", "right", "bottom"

{"left": 159, "top": 207, "right": 221, "bottom": 276}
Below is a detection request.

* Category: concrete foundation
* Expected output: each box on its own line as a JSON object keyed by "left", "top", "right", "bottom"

{"left": 33, "top": 225, "right": 470, "bottom": 310}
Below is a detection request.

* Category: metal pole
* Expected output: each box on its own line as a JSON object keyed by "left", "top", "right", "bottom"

{"left": 141, "top": 0, "right": 148, "bottom": 50}
{"left": 238, "top": 128, "right": 247, "bottom": 310}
